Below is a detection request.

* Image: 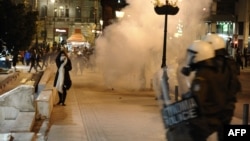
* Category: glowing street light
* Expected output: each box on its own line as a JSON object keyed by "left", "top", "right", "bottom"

{"left": 100, "top": 19, "right": 103, "bottom": 32}
{"left": 115, "top": 10, "right": 125, "bottom": 19}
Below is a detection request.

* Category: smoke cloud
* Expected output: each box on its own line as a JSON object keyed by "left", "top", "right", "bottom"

{"left": 94, "top": 0, "right": 213, "bottom": 93}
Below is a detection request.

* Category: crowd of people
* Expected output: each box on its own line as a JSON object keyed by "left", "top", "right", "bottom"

{"left": 6, "top": 44, "right": 95, "bottom": 74}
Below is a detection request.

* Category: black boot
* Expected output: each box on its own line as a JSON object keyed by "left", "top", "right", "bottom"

{"left": 61, "top": 90, "right": 67, "bottom": 106}
{"left": 57, "top": 93, "right": 63, "bottom": 105}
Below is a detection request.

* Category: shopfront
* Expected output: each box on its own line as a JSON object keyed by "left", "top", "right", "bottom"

{"left": 54, "top": 28, "right": 69, "bottom": 44}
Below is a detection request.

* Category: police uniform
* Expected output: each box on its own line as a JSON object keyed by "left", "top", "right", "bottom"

{"left": 167, "top": 40, "right": 238, "bottom": 141}
{"left": 187, "top": 58, "right": 230, "bottom": 141}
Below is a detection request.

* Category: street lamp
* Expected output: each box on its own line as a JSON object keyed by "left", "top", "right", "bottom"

{"left": 115, "top": 10, "right": 125, "bottom": 19}
{"left": 153, "top": 0, "right": 179, "bottom": 130}
{"left": 100, "top": 19, "right": 103, "bottom": 33}
{"left": 51, "top": 0, "right": 55, "bottom": 43}
{"left": 44, "top": 16, "right": 47, "bottom": 43}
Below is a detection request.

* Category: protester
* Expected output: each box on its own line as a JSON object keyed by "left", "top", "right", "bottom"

{"left": 35, "top": 50, "right": 42, "bottom": 70}
{"left": 12, "top": 51, "right": 18, "bottom": 71}
{"left": 24, "top": 50, "right": 31, "bottom": 66}
{"left": 41, "top": 49, "right": 49, "bottom": 70}
{"left": 28, "top": 49, "right": 37, "bottom": 73}
{"left": 244, "top": 47, "right": 248, "bottom": 67}
{"left": 53, "top": 50, "right": 72, "bottom": 106}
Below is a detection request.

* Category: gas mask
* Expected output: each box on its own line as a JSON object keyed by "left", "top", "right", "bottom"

{"left": 181, "top": 49, "right": 197, "bottom": 76}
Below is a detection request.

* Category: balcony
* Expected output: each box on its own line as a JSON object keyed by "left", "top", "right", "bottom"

{"left": 39, "top": 16, "right": 96, "bottom": 24}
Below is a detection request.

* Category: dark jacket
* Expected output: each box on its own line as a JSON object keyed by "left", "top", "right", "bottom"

{"left": 187, "top": 59, "right": 232, "bottom": 136}
{"left": 53, "top": 52, "right": 72, "bottom": 90}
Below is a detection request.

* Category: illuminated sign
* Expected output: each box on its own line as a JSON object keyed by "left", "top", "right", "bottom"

{"left": 55, "top": 29, "right": 67, "bottom": 33}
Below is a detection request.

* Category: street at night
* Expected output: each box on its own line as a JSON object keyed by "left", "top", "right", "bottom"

{"left": 2, "top": 62, "right": 247, "bottom": 141}
{"left": 1, "top": 0, "right": 250, "bottom": 141}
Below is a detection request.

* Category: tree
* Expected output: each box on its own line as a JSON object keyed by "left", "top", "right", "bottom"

{"left": 0, "top": 0, "right": 38, "bottom": 53}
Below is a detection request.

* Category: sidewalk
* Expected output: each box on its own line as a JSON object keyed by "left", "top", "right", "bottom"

{"left": 46, "top": 68, "right": 166, "bottom": 141}
{"left": 44, "top": 66, "right": 249, "bottom": 141}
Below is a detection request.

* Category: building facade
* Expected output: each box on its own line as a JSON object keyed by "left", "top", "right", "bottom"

{"left": 205, "top": 0, "right": 249, "bottom": 54}
{"left": 35, "top": 0, "right": 102, "bottom": 46}
{"left": 11, "top": 0, "right": 250, "bottom": 53}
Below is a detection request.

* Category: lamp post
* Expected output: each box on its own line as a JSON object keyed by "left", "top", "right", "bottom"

{"left": 153, "top": 0, "right": 179, "bottom": 131}
{"left": 51, "top": 0, "right": 55, "bottom": 43}
{"left": 44, "top": 16, "right": 47, "bottom": 43}
{"left": 94, "top": 0, "right": 99, "bottom": 39}
{"left": 94, "top": 8, "right": 97, "bottom": 38}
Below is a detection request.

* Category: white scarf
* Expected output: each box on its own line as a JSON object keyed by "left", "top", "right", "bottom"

{"left": 55, "top": 58, "right": 67, "bottom": 93}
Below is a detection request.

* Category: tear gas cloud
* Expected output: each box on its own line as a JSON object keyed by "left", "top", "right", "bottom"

{"left": 94, "top": 0, "right": 213, "bottom": 93}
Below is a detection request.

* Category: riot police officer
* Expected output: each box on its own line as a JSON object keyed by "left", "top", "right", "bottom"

{"left": 168, "top": 40, "right": 230, "bottom": 141}
{"left": 203, "top": 33, "right": 241, "bottom": 141}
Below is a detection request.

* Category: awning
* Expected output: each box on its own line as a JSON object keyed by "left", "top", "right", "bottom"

{"left": 67, "top": 29, "right": 86, "bottom": 42}
{"left": 204, "top": 15, "right": 236, "bottom": 22}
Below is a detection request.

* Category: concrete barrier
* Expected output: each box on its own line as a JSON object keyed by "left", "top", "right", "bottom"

{"left": 44, "top": 82, "right": 57, "bottom": 106}
{"left": 0, "top": 85, "right": 35, "bottom": 112}
{"left": 43, "top": 70, "right": 57, "bottom": 105}
{"left": 37, "top": 67, "right": 53, "bottom": 95}
{"left": 36, "top": 90, "right": 53, "bottom": 119}
{"left": 0, "top": 132, "right": 35, "bottom": 141}
{"left": 0, "top": 85, "right": 36, "bottom": 133}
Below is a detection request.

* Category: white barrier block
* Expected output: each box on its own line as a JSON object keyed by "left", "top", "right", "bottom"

{"left": 37, "top": 68, "right": 52, "bottom": 94}
{"left": 0, "top": 107, "right": 4, "bottom": 124}
{"left": 12, "top": 112, "right": 36, "bottom": 132}
{"left": 0, "top": 85, "right": 35, "bottom": 112}
{"left": 3, "top": 107, "right": 19, "bottom": 120}
{"left": 0, "top": 132, "right": 35, "bottom": 141}
{"left": 36, "top": 90, "right": 53, "bottom": 119}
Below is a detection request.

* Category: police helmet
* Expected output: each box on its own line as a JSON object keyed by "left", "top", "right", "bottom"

{"left": 203, "top": 33, "right": 226, "bottom": 50}
{"left": 186, "top": 40, "right": 215, "bottom": 65}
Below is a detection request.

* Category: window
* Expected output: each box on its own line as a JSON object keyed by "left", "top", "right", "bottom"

{"left": 54, "top": 8, "right": 58, "bottom": 17}
{"left": 65, "top": 5, "right": 69, "bottom": 17}
{"left": 75, "top": 6, "right": 81, "bottom": 22}
{"left": 41, "top": 6, "right": 47, "bottom": 17}
{"left": 59, "top": 6, "right": 65, "bottom": 17}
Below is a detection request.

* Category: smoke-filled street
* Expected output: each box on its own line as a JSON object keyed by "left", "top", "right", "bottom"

{"left": 45, "top": 64, "right": 250, "bottom": 141}
{"left": 47, "top": 66, "right": 166, "bottom": 141}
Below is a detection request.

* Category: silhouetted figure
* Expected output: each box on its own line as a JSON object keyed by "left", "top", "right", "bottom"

{"left": 24, "top": 50, "right": 31, "bottom": 66}
{"left": 28, "top": 50, "right": 37, "bottom": 73}
{"left": 53, "top": 50, "right": 72, "bottom": 106}
{"left": 35, "top": 51, "right": 42, "bottom": 70}
{"left": 244, "top": 47, "right": 248, "bottom": 67}
{"left": 41, "top": 49, "right": 49, "bottom": 70}
{"left": 235, "top": 51, "right": 243, "bottom": 70}
{"left": 12, "top": 52, "right": 18, "bottom": 71}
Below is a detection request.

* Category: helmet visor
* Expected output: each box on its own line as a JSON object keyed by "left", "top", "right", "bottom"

{"left": 184, "top": 49, "right": 197, "bottom": 67}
